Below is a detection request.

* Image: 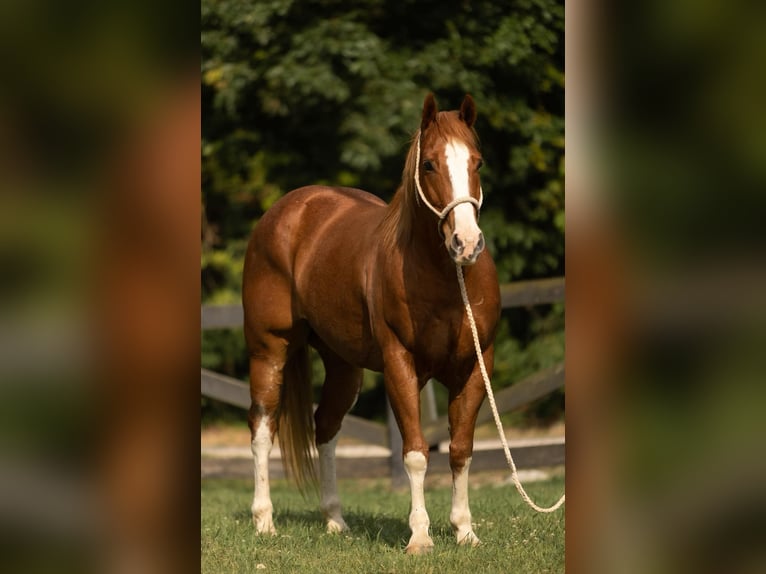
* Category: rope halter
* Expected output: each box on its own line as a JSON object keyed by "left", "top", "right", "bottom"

{"left": 413, "top": 130, "right": 483, "bottom": 235}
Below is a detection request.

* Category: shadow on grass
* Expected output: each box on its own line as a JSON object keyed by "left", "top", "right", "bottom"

{"left": 232, "top": 507, "right": 451, "bottom": 550}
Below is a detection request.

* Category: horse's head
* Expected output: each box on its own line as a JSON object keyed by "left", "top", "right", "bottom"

{"left": 415, "top": 93, "right": 485, "bottom": 266}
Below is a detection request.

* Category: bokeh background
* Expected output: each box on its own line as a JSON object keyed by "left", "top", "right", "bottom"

{"left": 567, "top": 1, "right": 766, "bottom": 572}
{"left": 0, "top": 1, "right": 199, "bottom": 573}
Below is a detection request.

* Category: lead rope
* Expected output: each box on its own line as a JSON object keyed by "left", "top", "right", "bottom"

{"left": 456, "top": 264, "right": 566, "bottom": 513}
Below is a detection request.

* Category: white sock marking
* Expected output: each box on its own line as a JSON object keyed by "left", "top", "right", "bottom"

{"left": 403, "top": 451, "right": 433, "bottom": 552}
{"left": 251, "top": 416, "right": 276, "bottom": 534}
{"left": 450, "top": 457, "right": 480, "bottom": 545}
{"left": 318, "top": 435, "right": 348, "bottom": 533}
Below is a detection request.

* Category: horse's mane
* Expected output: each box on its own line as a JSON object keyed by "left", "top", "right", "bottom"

{"left": 379, "top": 111, "right": 479, "bottom": 251}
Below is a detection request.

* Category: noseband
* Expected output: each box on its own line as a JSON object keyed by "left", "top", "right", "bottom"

{"left": 413, "top": 130, "right": 483, "bottom": 234}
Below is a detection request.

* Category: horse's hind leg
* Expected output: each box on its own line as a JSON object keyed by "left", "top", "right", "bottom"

{"left": 247, "top": 343, "right": 288, "bottom": 535}
{"left": 313, "top": 344, "right": 363, "bottom": 533}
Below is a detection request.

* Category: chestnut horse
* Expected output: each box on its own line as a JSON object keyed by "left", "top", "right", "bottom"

{"left": 242, "top": 94, "right": 500, "bottom": 554}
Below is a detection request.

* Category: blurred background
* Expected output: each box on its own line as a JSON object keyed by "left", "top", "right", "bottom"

{"left": 201, "top": 0, "right": 566, "bottom": 433}
{"left": 0, "top": 1, "right": 199, "bottom": 573}
{"left": 567, "top": 0, "right": 766, "bottom": 572}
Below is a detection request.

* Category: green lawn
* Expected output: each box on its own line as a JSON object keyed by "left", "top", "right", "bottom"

{"left": 202, "top": 475, "right": 565, "bottom": 573}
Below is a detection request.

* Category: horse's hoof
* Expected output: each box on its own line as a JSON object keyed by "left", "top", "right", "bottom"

{"left": 405, "top": 542, "right": 434, "bottom": 555}
{"left": 326, "top": 518, "right": 349, "bottom": 534}
{"left": 457, "top": 531, "right": 481, "bottom": 547}
{"left": 252, "top": 517, "right": 277, "bottom": 536}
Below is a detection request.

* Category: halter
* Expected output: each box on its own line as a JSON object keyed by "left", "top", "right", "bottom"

{"left": 413, "top": 130, "right": 483, "bottom": 233}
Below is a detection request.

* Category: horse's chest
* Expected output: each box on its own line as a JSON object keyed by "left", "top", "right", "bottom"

{"left": 400, "top": 306, "right": 477, "bottom": 367}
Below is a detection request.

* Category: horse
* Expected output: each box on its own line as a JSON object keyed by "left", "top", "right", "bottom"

{"left": 242, "top": 93, "right": 500, "bottom": 554}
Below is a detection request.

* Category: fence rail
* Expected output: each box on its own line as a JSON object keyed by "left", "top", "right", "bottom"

{"left": 202, "top": 277, "right": 564, "bottom": 331}
{"left": 202, "top": 276, "right": 564, "bottom": 481}
{"left": 201, "top": 368, "right": 388, "bottom": 447}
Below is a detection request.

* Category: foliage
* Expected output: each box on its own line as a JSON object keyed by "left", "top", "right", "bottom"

{"left": 201, "top": 0, "right": 564, "bottom": 425}
{"left": 202, "top": 476, "right": 565, "bottom": 573}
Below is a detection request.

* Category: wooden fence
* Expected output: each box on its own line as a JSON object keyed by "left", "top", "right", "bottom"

{"left": 202, "top": 277, "right": 564, "bottom": 484}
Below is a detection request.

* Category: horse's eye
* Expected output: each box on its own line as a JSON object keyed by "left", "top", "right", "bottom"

{"left": 422, "top": 160, "right": 435, "bottom": 172}
{"left": 476, "top": 159, "right": 484, "bottom": 171}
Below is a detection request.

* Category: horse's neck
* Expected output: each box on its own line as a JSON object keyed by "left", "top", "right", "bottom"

{"left": 420, "top": 194, "right": 464, "bottom": 256}
{"left": 380, "top": 186, "right": 461, "bottom": 284}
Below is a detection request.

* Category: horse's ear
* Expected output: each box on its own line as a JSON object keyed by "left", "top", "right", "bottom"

{"left": 459, "top": 94, "right": 477, "bottom": 128}
{"left": 421, "top": 93, "right": 438, "bottom": 131}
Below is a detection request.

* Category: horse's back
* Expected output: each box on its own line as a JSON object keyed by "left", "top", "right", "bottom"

{"left": 246, "top": 185, "right": 384, "bottom": 271}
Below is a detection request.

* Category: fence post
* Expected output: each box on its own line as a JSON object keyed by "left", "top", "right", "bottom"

{"left": 386, "top": 397, "right": 408, "bottom": 489}
{"left": 421, "top": 379, "right": 438, "bottom": 424}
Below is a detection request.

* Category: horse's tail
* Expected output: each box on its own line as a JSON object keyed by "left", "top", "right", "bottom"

{"left": 278, "top": 343, "right": 318, "bottom": 493}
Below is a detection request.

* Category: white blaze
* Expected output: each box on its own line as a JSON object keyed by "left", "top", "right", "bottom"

{"left": 444, "top": 139, "right": 482, "bottom": 244}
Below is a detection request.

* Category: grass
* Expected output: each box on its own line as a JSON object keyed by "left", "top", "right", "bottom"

{"left": 202, "top": 474, "right": 565, "bottom": 573}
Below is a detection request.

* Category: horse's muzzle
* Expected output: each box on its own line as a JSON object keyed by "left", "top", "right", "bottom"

{"left": 448, "top": 231, "right": 485, "bottom": 265}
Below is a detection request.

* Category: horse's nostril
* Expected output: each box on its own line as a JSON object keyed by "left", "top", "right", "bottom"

{"left": 476, "top": 232, "right": 485, "bottom": 253}
{"left": 450, "top": 233, "right": 465, "bottom": 254}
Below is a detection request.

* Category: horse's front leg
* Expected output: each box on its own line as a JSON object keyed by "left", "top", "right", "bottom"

{"left": 384, "top": 353, "right": 433, "bottom": 555}
{"left": 447, "top": 349, "right": 493, "bottom": 547}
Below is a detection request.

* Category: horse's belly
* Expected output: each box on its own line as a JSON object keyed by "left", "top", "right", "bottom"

{"left": 293, "top": 239, "right": 382, "bottom": 370}
{"left": 307, "top": 315, "right": 382, "bottom": 371}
